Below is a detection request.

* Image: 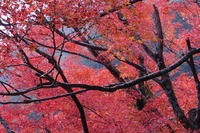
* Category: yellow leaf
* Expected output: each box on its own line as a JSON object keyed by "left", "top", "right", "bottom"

{"left": 105, "top": 5, "right": 111, "bottom": 12}
{"left": 129, "top": 36, "right": 135, "bottom": 41}
{"left": 152, "top": 37, "right": 158, "bottom": 42}
{"left": 115, "top": 52, "right": 121, "bottom": 58}
{"left": 137, "top": 39, "right": 143, "bottom": 44}
{"left": 163, "top": 7, "right": 169, "bottom": 14}
{"left": 120, "top": 73, "right": 127, "bottom": 79}
{"left": 123, "top": 2, "right": 131, "bottom": 7}
{"left": 85, "top": 0, "right": 91, "bottom": 5}
{"left": 16, "top": 52, "right": 22, "bottom": 58}
{"left": 144, "top": 32, "right": 151, "bottom": 39}
{"left": 129, "top": 55, "right": 134, "bottom": 60}
{"left": 181, "top": 12, "right": 186, "bottom": 17}
{"left": 29, "top": 45, "right": 38, "bottom": 52}
{"left": 119, "top": 56, "right": 125, "bottom": 61}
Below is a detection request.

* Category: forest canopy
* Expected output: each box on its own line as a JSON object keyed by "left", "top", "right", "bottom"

{"left": 0, "top": 0, "right": 200, "bottom": 132}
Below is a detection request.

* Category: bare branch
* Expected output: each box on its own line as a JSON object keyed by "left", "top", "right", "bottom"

{"left": 141, "top": 43, "right": 157, "bottom": 61}
{"left": 54, "top": 29, "right": 107, "bottom": 51}
{"left": 186, "top": 38, "right": 200, "bottom": 129}
{"left": 107, "top": 48, "right": 200, "bottom": 90}
{"left": 0, "top": 115, "right": 15, "bottom": 133}
{"left": 0, "top": 89, "right": 88, "bottom": 104}
{"left": 153, "top": 5, "right": 164, "bottom": 59}
{"left": 99, "top": 0, "right": 142, "bottom": 17}
{"left": 116, "top": 11, "right": 129, "bottom": 25}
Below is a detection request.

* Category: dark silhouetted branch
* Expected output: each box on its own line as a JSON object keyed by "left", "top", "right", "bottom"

{"left": 0, "top": 90, "right": 88, "bottom": 104}
{"left": 0, "top": 115, "right": 15, "bottom": 133}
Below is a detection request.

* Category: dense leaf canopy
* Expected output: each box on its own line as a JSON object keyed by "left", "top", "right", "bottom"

{"left": 0, "top": 0, "right": 200, "bottom": 132}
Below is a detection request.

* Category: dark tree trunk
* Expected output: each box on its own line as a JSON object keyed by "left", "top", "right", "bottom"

{"left": 159, "top": 74, "right": 192, "bottom": 129}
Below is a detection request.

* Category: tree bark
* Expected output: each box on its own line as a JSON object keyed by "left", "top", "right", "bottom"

{"left": 150, "top": 5, "right": 192, "bottom": 129}
{"left": 0, "top": 115, "right": 15, "bottom": 133}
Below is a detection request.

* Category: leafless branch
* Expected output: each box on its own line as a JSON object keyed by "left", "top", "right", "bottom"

{"left": 0, "top": 89, "right": 88, "bottom": 104}
{"left": 0, "top": 115, "right": 15, "bottom": 133}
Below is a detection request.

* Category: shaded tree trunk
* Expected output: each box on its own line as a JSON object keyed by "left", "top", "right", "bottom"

{"left": 159, "top": 74, "right": 192, "bottom": 129}
{"left": 141, "top": 5, "right": 192, "bottom": 129}
{"left": 0, "top": 115, "right": 15, "bottom": 133}
{"left": 186, "top": 38, "right": 200, "bottom": 129}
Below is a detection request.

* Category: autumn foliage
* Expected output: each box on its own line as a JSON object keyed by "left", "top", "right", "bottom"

{"left": 0, "top": 0, "right": 200, "bottom": 132}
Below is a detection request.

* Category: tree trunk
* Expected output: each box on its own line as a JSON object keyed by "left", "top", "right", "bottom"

{"left": 159, "top": 74, "right": 192, "bottom": 129}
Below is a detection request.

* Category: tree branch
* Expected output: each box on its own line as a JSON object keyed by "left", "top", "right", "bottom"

{"left": 105, "top": 48, "right": 200, "bottom": 90}
{"left": 186, "top": 38, "right": 200, "bottom": 129}
{"left": 0, "top": 115, "right": 15, "bottom": 133}
{"left": 53, "top": 48, "right": 200, "bottom": 92}
{"left": 54, "top": 29, "right": 107, "bottom": 51}
{"left": 0, "top": 90, "right": 88, "bottom": 104}
{"left": 141, "top": 43, "right": 157, "bottom": 62}
{"left": 153, "top": 5, "right": 164, "bottom": 60}
{"left": 99, "top": 0, "right": 142, "bottom": 17}
{"left": 0, "top": 82, "right": 57, "bottom": 96}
